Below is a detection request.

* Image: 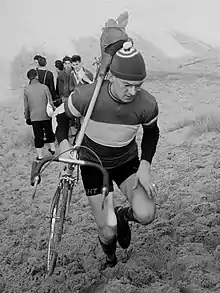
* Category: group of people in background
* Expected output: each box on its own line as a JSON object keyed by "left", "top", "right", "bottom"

{"left": 25, "top": 39, "right": 161, "bottom": 268}
{"left": 24, "top": 54, "right": 94, "bottom": 160}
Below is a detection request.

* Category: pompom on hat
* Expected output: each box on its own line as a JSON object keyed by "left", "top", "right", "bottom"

{"left": 110, "top": 40, "right": 146, "bottom": 81}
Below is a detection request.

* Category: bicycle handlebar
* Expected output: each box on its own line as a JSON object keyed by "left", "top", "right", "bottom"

{"left": 30, "top": 156, "right": 109, "bottom": 209}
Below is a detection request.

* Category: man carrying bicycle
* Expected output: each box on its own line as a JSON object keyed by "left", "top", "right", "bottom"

{"left": 61, "top": 41, "right": 160, "bottom": 268}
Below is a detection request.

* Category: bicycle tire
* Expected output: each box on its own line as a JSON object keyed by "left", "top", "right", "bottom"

{"left": 47, "top": 186, "right": 60, "bottom": 276}
{"left": 47, "top": 182, "right": 69, "bottom": 276}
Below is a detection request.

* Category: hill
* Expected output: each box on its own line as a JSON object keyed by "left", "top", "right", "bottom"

{"left": 0, "top": 31, "right": 220, "bottom": 292}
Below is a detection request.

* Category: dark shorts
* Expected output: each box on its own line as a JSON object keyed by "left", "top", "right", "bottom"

{"left": 55, "top": 112, "right": 81, "bottom": 144}
{"left": 55, "top": 112, "right": 70, "bottom": 144}
{"left": 32, "top": 120, "right": 55, "bottom": 148}
{"left": 80, "top": 156, "right": 140, "bottom": 196}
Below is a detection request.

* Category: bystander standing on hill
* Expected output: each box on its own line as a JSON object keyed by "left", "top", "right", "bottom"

{"left": 54, "top": 56, "right": 77, "bottom": 142}
{"left": 68, "top": 55, "right": 94, "bottom": 131}
{"left": 54, "top": 60, "right": 64, "bottom": 107}
{"left": 69, "top": 55, "right": 93, "bottom": 91}
{"left": 24, "top": 69, "right": 56, "bottom": 160}
{"left": 33, "top": 55, "right": 42, "bottom": 68}
{"left": 36, "top": 56, "right": 56, "bottom": 102}
{"left": 55, "top": 60, "right": 64, "bottom": 74}
{"left": 56, "top": 56, "right": 73, "bottom": 102}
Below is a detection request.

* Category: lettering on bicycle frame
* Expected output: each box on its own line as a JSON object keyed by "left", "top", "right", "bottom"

{"left": 86, "top": 188, "right": 99, "bottom": 196}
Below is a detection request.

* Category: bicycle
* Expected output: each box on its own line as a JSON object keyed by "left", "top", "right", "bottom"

{"left": 30, "top": 139, "right": 109, "bottom": 277}
{"left": 29, "top": 32, "right": 115, "bottom": 276}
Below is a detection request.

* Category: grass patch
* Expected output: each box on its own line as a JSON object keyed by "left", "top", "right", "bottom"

{"left": 167, "top": 113, "right": 220, "bottom": 136}
{"left": 189, "top": 113, "right": 220, "bottom": 136}
{"left": 167, "top": 117, "right": 194, "bottom": 132}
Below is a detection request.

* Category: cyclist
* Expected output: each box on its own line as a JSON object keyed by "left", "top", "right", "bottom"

{"left": 62, "top": 41, "right": 160, "bottom": 268}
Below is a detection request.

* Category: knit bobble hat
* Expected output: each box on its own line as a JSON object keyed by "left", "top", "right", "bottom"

{"left": 110, "top": 40, "right": 146, "bottom": 81}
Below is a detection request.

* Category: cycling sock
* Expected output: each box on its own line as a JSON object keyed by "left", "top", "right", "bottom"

{"left": 98, "top": 236, "right": 117, "bottom": 256}
{"left": 98, "top": 236, "right": 117, "bottom": 268}
{"left": 122, "top": 206, "right": 139, "bottom": 223}
{"left": 36, "top": 147, "right": 43, "bottom": 159}
{"left": 49, "top": 143, "right": 56, "bottom": 152}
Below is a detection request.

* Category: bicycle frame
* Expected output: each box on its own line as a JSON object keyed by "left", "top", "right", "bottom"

{"left": 31, "top": 155, "right": 109, "bottom": 210}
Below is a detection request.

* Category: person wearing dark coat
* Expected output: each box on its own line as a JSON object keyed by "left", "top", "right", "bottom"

{"left": 36, "top": 56, "right": 56, "bottom": 102}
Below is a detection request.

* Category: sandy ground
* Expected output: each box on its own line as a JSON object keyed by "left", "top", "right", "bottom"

{"left": 1, "top": 52, "right": 220, "bottom": 292}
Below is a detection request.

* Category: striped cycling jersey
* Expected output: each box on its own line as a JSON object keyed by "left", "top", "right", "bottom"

{"left": 65, "top": 80, "right": 158, "bottom": 169}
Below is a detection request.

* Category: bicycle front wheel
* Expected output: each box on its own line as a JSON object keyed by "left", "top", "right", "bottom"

{"left": 47, "top": 182, "right": 69, "bottom": 276}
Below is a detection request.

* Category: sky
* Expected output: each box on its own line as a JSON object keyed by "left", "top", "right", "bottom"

{"left": 1, "top": 0, "right": 220, "bottom": 61}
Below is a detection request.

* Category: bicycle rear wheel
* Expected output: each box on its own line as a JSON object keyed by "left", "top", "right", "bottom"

{"left": 47, "top": 182, "right": 69, "bottom": 276}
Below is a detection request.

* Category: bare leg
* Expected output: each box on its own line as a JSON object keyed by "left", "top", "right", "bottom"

{"left": 120, "top": 173, "right": 156, "bottom": 225}
{"left": 88, "top": 192, "right": 117, "bottom": 267}
{"left": 88, "top": 192, "right": 117, "bottom": 242}
{"left": 114, "top": 173, "right": 156, "bottom": 249}
{"left": 49, "top": 142, "right": 56, "bottom": 152}
{"left": 36, "top": 147, "right": 43, "bottom": 159}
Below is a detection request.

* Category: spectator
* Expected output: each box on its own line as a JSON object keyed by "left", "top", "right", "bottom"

{"left": 54, "top": 56, "right": 77, "bottom": 147}
{"left": 69, "top": 55, "right": 93, "bottom": 91}
{"left": 55, "top": 60, "right": 64, "bottom": 74}
{"left": 56, "top": 56, "right": 73, "bottom": 102}
{"left": 54, "top": 60, "right": 64, "bottom": 107}
{"left": 24, "top": 69, "right": 56, "bottom": 160}
{"left": 33, "top": 55, "right": 42, "bottom": 68}
{"left": 36, "top": 56, "right": 56, "bottom": 102}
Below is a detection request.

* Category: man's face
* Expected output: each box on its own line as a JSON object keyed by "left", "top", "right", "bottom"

{"left": 72, "top": 61, "right": 82, "bottom": 72}
{"left": 63, "top": 61, "right": 72, "bottom": 70}
{"left": 111, "top": 76, "right": 143, "bottom": 103}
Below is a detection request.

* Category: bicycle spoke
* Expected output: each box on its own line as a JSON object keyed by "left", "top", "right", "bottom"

{"left": 66, "top": 184, "right": 73, "bottom": 218}
{"left": 46, "top": 187, "right": 61, "bottom": 276}
{"left": 46, "top": 181, "right": 69, "bottom": 277}
{"left": 47, "top": 203, "right": 58, "bottom": 271}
